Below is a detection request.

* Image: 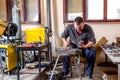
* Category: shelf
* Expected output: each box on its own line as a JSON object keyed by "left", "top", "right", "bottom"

{"left": 20, "top": 67, "right": 46, "bottom": 74}
{"left": 20, "top": 62, "right": 50, "bottom": 74}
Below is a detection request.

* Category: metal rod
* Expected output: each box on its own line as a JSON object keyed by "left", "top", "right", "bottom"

{"left": 46, "top": 0, "right": 52, "bottom": 32}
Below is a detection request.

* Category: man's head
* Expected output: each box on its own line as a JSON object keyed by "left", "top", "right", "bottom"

{"left": 74, "top": 16, "right": 84, "bottom": 31}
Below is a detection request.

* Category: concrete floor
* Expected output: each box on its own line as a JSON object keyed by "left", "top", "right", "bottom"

{"left": 0, "top": 62, "right": 118, "bottom": 80}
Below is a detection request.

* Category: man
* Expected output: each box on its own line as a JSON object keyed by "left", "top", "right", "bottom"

{"left": 61, "top": 16, "right": 96, "bottom": 79}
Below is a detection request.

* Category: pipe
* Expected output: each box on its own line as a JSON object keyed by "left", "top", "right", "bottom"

{"left": 46, "top": 0, "right": 52, "bottom": 32}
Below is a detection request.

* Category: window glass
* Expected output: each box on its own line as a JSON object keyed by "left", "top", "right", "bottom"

{"left": 25, "top": 0, "right": 39, "bottom": 22}
{"left": 4, "top": 0, "right": 40, "bottom": 23}
{"left": 107, "top": 0, "right": 120, "bottom": 19}
{"left": 0, "top": 0, "right": 7, "bottom": 21}
{"left": 67, "top": 0, "right": 82, "bottom": 20}
{"left": 64, "top": 0, "right": 120, "bottom": 22}
{"left": 86, "top": 0, "right": 104, "bottom": 20}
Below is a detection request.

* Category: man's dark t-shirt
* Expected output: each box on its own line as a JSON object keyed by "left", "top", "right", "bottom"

{"left": 61, "top": 24, "right": 96, "bottom": 48}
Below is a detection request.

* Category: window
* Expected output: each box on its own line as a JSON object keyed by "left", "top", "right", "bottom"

{"left": 67, "top": 0, "right": 82, "bottom": 20}
{"left": 0, "top": 0, "right": 41, "bottom": 23}
{"left": 63, "top": 0, "right": 83, "bottom": 22}
{"left": 86, "top": 0, "right": 104, "bottom": 20}
{"left": 107, "top": 0, "right": 120, "bottom": 20}
{"left": 63, "top": 0, "right": 120, "bottom": 23}
{"left": 0, "top": 0, "right": 7, "bottom": 21}
{"left": 21, "top": 0, "right": 41, "bottom": 23}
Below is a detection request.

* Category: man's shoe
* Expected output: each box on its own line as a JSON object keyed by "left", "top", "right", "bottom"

{"left": 61, "top": 71, "right": 69, "bottom": 76}
{"left": 64, "top": 71, "right": 69, "bottom": 75}
{"left": 85, "top": 75, "right": 93, "bottom": 80}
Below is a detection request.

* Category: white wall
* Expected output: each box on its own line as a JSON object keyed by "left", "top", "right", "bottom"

{"left": 89, "top": 23, "right": 120, "bottom": 43}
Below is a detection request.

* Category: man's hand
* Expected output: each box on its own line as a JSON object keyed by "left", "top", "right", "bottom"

{"left": 62, "top": 38, "right": 70, "bottom": 47}
{"left": 80, "top": 42, "right": 95, "bottom": 48}
{"left": 80, "top": 44, "right": 87, "bottom": 48}
{"left": 62, "top": 38, "right": 72, "bottom": 49}
{"left": 63, "top": 41, "right": 69, "bottom": 47}
{"left": 63, "top": 41, "right": 72, "bottom": 49}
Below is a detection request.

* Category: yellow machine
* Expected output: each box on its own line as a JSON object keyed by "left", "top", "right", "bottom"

{"left": 26, "top": 27, "right": 46, "bottom": 43}
{"left": 0, "top": 20, "right": 18, "bottom": 71}
{"left": 0, "top": 44, "right": 17, "bottom": 71}
{"left": 0, "top": 19, "right": 7, "bottom": 36}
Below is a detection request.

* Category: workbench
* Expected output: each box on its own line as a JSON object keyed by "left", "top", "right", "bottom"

{"left": 100, "top": 44, "right": 120, "bottom": 80}
{"left": 16, "top": 43, "right": 51, "bottom": 80}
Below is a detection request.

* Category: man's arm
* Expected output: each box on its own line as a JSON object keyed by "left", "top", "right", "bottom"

{"left": 62, "top": 38, "right": 73, "bottom": 49}
{"left": 80, "top": 42, "right": 95, "bottom": 48}
{"left": 62, "top": 38, "right": 69, "bottom": 47}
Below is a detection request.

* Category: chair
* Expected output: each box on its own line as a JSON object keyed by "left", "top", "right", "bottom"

{"left": 94, "top": 36, "right": 108, "bottom": 57}
{"left": 94, "top": 36, "right": 112, "bottom": 66}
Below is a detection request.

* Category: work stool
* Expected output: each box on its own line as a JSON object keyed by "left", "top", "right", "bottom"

{"left": 49, "top": 48, "right": 82, "bottom": 80}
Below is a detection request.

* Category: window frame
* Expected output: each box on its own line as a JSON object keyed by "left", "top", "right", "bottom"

{"left": 6, "top": 0, "right": 41, "bottom": 24}
{"left": 63, "top": 0, "right": 120, "bottom": 23}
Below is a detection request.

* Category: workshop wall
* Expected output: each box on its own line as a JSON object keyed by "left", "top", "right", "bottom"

{"left": 20, "top": 0, "right": 120, "bottom": 63}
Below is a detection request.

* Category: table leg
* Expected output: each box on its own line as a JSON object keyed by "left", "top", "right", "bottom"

{"left": 38, "top": 49, "right": 42, "bottom": 80}
{"left": 49, "top": 43, "right": 52, "bottom": 63}
{"left": 16, "top": 50, "right": 20, "bottom": 80}
{"left": 118, "top": 64, "right": 120, "bottom": 80}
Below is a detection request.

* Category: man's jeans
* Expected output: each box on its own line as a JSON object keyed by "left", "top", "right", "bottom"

{"left": 63, "top": 56, "right": 70, "bottom": 72}
{"left": 63, "top": 47, "right": 96, "bottom": 77}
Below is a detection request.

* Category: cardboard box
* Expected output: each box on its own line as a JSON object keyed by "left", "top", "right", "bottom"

{"left": 116, "top": 37, "right": 120, "bottom": 45}
{"left": 94, "top": 36, "right": 108, "bottom": 56}
{"left": 116, "top": 37, "right": 120, "bottom": 43}
{"left": 102, "top": 71, "right": 118, "bottom": 80}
